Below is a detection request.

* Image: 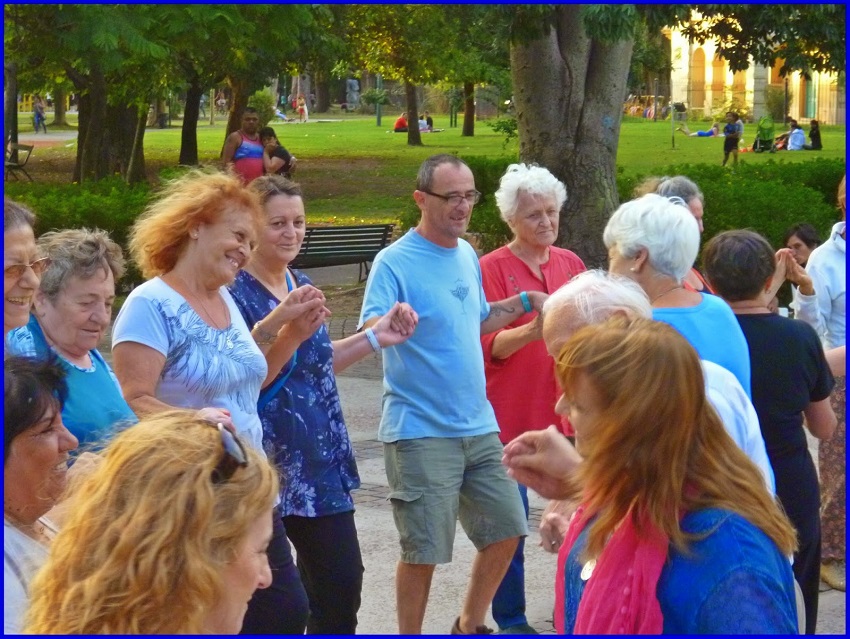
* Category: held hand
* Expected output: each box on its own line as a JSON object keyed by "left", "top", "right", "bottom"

{"left": 780, "top": 250, "right": 814, "bottom": 292}
{"left": 265, "top": 285, "right": 326, "bottom": 328}
{"left": 196, "top": 407, "right": 235, "bottom": 432}
{"left": 502, "top": 425, "right": 582, "bottom": 500}
{"left": 772, "top": 248, "right": 790, "bottom": 286}
{"left": 539, "top": 502, "right": 573, "bottom": 553}
{"left": 526, "top": 290, "right": 549, "bottom": 313}
{"left": 284, "top": 304, "right": 331, "bottom": 343}
{"left": 373, "top": 302, "right": 419, "bottom": 346}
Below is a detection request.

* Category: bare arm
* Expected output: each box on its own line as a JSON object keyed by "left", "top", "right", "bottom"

{"left": 112, "top": 341, "right": 236, "bottom": 429}
{"left": 803, "top": 397, "right": 837, "bottom": 441}
{"left": 480, "top": 291, "right": 547, "bottom": 336}
{"left": 489, "top": 315, "right": 543, "bottom": 359}
{"left": 825, "top": 345, "right": 846, "bottom": 378}
{"left": 333, "top": 302, "right": 417, "bottom": 373}
{"left": 221, "top": 131, "right": 241, "bottom": 166}
{"left": 502, "top": 425, "right": 583, "bottom": 500}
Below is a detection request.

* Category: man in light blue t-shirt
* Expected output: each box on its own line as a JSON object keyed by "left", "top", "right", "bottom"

{"left": 359, "top": 154, "right": 548, "bottom": 634}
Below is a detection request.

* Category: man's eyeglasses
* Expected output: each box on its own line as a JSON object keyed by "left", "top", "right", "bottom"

{"left": 420, "top": 190, "right": 482, "bottom": 207}
{"left": 4, "top": 257, "right": 50, "bottom": 279}
{"left": 211, "top": 422, "right": 248, "bottom": 484}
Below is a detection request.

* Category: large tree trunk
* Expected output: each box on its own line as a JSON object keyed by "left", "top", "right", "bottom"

{"left": 104, "top": 103, "right": 139, "bottom": 179}
{"left": 50, "top": 86, "right": 69, "bottom": 127}
{"left": 126, "top": 106, "right": 147, "bottom": 184}
{"left": 404, "top": 81, "right": 422, "bottom": 146}
{"left": 4, "top": 62, "right": 18, "bottom": 149}
{"left": 510, "top": 6, "right": 633, "bottom": 268}
{"left": 78, "top": 68, "right": 109, "bottom": 182}
{"left": 180, "top": 79, "right": 203, "bottom": 166}
{"left": 225, "top": 76, "right": 250, "bottom": 139}
{"left": 314, "top": 72, "right": 331, "bottom": 113}
{"left": 462, "top": 81, "right": 475, "bottom": 137}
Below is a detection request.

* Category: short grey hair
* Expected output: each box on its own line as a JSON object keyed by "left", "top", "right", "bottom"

{"left": 494, "top": 163, "right": 567, "bottom": 223}
{"left": 542, "top": 269, "right": 651, "bottom": 337}
{"left": 37, "top": 228, "right": 125, "bottom": 302}
{"left": 655, "top": 175, "right": 704, "bottom": 206}
{"left": 602, "top": 194, "right": 700, "bottom": 283}
{"left": 4, "top": 198, "right": 35, "bottom": 232}
{"left": 415, "top": 154, "right": 469, "bottom": 192}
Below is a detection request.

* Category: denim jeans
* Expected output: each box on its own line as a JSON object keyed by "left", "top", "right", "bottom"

{"left": 492, "top": 483, "right": 530, "bottom": 629}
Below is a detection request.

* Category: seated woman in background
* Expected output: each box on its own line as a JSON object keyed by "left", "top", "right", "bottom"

{"left": 4, "top": 356, "right": 78, "bottom": 634}
{"left": 24, "top": 410, "right": 278, "bottom": 634}
{"left": 260, "top": 126, "right": 297, "bottom": 178}
{"left": 804, "top": 120, "right": 822, "bottom": 151}
{"left": 6, "top": 228, "right": 136, "bottom": 447}
{"left": 393, "top": 112, "right": 408, "bottom": 132}
{"left": 503, "top": 317, "right": 799, "bottom": 634}
{"left": 703, "top": 229, "right": 836, "bottom": 634}
{"left": 4, "top": 199, "right": 47, "bottom": 345}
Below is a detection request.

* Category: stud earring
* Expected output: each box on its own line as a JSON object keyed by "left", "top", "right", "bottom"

{"left": 629, "top": 267, "right": 635, "bottom": 272}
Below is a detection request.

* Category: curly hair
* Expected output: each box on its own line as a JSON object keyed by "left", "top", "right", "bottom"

{"left": 36, "top": 228, "right": 125, "bottom": 302}
{"left": 24, "top": 410, "right": 279, "bottom": 634}
{"left": 494, "top": 163, "right": 567, "bottom": 223}
{"left": 555, "top": 316, "right": 797, "bottom": 561}
{"left": 129, "top": 170, "right": 264, "bottom": 279}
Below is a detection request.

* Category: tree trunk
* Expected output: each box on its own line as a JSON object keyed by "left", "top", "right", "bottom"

{"left": 103, "top": 103, "right": 139, "bottom": 179}
{"left": 462, "top": 81, "right": 475, "bottom": 137}
{"left": 50, "top": 86, "right": 69, "bottom": 127}
{"left": 314, "top": 72, "right": 331, "bottom": 113}
{"left": 510, "top": 6, "right": 633, "bottom": 269}
{"left": 180, "top": 79, "right": 203, "bottom": 166}
{"left": 225, "top": 76, "right": 249, "bottom": 139}
{"left": 4, "top": 62, "right": 18, "bottom": 149}
{"left": 126, "top": 106, "right": 147, "bottom": 184}
{"left": 78, "top": 68, "right": 109, "bottom": 182}
{"left": 404, "top": 81, "right": 422, "bottom": 146}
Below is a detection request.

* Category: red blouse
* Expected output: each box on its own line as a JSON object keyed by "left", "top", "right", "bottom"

{"left": 480, "top": 245, "right": 586, "bottom": 442}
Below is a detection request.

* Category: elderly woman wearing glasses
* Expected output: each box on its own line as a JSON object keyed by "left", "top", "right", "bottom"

{"left": 4, "top": 356, "right": 78, "bottom": 634}
{"left": 604, "top": 194, "right": 752, "bottom": 397}
{"left": 478, "top": 164, "right": 585, "bottom": 634}
{"left": 111, "top": 169, "right": 314, "bottom": 633}
{"left": 24, "top": 409, "right": 279, "bottom": 634}
{"left": 6, "top": 229, "right": 136, "bottom": 447}
{"left": 4, "top": 199, "right": 48, "bottom": 345}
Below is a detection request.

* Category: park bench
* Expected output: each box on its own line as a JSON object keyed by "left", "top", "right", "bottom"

{"left": 290, "top": 223, "right": 395, "bottom": 281}
{"left": 5, "top": 143, "right": 34, "bottom": 182}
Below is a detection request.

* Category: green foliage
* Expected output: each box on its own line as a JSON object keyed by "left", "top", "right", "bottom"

{"left": 361, "top": 88, "right": 390, "bottom": 106}
{"left": 765, "top": 85, "right": 791, "bottom": 123}
{"left": 618, "top": 158, "right": 845, "bottom": 253}
{"left": 247, "top": 88, "right": 276, "bottom": 127}
{"left": 4, "top": 177, "right": 151, "bottom": 290}
{"left": 487, "top": 117, "right": 518, "bottom": 149}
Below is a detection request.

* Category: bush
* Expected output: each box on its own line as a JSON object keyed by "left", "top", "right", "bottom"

{"left": 4, "top": 176, "right": 152, "bottom": 291}
{"left": 765, "top": 85, "right": 791, "bottom": 123}
{"left": 247, "top": 88, "right": 276, "bottom": 127}
{"left": 487, "top": 117, "right": 518, "bottom": 149}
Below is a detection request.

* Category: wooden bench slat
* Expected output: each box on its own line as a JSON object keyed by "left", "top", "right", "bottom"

{"left": 290, "top": 223, "right": 395, "bottom": 281}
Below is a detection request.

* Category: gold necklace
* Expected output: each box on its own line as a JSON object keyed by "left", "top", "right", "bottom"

{"left": 651, "top": 285, "right": 683, "bottom": 304}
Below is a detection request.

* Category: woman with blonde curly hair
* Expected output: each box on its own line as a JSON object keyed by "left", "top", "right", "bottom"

{"left": 24, "top": 410, "right": 278, "bottom": 634}
{"left": 112, "top": 169, "right": 311, "bottom": 631}
{"left": 504, "top": 317, "right": 799, "bottom": 633}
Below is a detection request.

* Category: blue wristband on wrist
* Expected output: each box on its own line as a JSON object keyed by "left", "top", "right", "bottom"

{"left": 520, "top": 291, "right": 533, "bottom": 313}
{"left": 364, "top": 327, "right": 381, "bottom": 352}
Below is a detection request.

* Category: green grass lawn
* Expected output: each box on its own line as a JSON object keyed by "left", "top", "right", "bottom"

{"left": 13, "top": 112, "right": 845, "bottom": 224}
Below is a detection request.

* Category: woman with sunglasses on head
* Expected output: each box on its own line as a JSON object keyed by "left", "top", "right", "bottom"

{"left": 228, "top": 174, "right": 417, "bottom": 634}
{"left": 6, "top": 229, "right": 137, "bottom": 448}
{"left": 4, "top": 199, "right": 48, "bottom": 347}
{"left": 24, "top": 410, "right": 278, "bottom": 634}
{"left": 112, "top": 170, "right": 317, "bottom": 633}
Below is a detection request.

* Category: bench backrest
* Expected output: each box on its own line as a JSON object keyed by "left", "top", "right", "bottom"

{"left": 290, "top": 223, "right": 395, "bottom": 269}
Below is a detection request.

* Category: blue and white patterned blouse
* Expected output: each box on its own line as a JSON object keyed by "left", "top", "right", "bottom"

{"left": 229, "top": 269, "right": 360, "bottom": 517}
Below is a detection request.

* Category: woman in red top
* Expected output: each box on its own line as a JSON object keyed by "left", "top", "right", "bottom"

{"left": 479, "top": 163, "right": 585, "bottom": 633}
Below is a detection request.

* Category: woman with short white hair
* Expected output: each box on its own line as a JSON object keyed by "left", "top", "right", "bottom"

{"left": 603, "top": 193, "right": 751, "bottom": 396}
{"left": 480, "top": 162, "right": 585, "bottom": 634}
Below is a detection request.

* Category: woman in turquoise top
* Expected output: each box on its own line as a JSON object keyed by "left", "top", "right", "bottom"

{"left": 6, "top": 228, "right": 136, "bottom": 447}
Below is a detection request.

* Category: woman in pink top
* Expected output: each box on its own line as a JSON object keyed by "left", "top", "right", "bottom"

{"left": 479, "top": 163, "right": 585, "bottom": 633}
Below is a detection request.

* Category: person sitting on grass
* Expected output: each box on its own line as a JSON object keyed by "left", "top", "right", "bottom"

{"left": 803, "top": 120, "right": 822, "bottom": 151}
{"left": 393, "top": 112, "right": 408, "bottom": 133}
{"left": 677, "top": 122, "right": 722, "bottom": 137}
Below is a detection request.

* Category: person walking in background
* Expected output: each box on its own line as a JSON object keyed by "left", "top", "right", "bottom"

{"left": 221, "top": 107, "right": 264, "bottom": 184}
{"left": 480, "top": 163, "right": 585, "bottom": 634}
{"left": 297, "top": 94, "right": 308, "bottom": 123}
{"left": 359, "top": 154, "right": 548, "bottom": 634}
{"left": 32, "top": 95, "right": 47, "bottom": 134}
{"left": 794, "top": 177, "right": 846, "bottom": 593}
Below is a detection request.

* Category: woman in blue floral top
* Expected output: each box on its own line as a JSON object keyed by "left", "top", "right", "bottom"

{"left": 230, "top": 175, "right": 417, "bottom": 634}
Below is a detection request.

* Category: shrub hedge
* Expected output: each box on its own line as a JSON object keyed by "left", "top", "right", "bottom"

{"left": 6, "top": 157, "right": 844, "bottom": 292}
